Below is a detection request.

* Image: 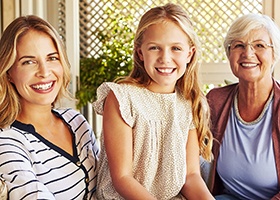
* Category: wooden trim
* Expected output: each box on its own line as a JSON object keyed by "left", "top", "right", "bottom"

{"left": 201, "top": 63, "right": 238, "bottom": 86}
{"left": 263, "top": 0, "right": 280, "bottom": 80}
{"left": 2, "top": 0, "right": 15, "bottom": 29}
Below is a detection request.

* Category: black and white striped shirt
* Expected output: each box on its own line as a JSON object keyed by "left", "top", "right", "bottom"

{"left": 0, "top": 108, "right": 99, "bottom": 200}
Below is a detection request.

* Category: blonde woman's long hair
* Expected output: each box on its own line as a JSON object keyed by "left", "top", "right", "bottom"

{"left": 117, "top": 3, "right": 213, "bottom": 161}
{"left": 0, "top": 15, "right": 72, "bottom": 128}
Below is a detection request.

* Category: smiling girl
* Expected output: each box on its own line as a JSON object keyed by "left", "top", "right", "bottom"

{"left": 93, "top": 3, "right": 214, "bottom": 200}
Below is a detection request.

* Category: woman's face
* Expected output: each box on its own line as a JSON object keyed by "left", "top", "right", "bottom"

{"left": 8, "top": 30, "right": 63, "bottom": 108}
{"left": 137, "top": 20, "right": 195, "bottom": 93}
{"left": 228, "top": 28, "right": 274, "bottom": 83}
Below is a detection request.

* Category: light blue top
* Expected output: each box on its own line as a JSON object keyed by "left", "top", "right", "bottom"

{"left": 217, "top": 94, "right": 278, "bottom": 200}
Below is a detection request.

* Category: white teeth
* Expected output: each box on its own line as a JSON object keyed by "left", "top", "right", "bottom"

{"left": 157, "top": 68, "right": 174, "bottom": 73}
{"left": 32, "top": 82, "right": 53, "bottom": 90}
{"left": 241, "top": 63, "right": 257, "bottom": 67}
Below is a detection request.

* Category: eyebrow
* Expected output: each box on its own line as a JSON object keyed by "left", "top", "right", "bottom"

{"left": 146, "top": 42, "right": 184, "bottom": 46}
{"left": 18, "top": 55, "right": 35, "bottom": 62}
{"left": 18, "top": 52, "right": 59, "bottom": 62}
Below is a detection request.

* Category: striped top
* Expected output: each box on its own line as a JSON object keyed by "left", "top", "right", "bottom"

{"left": 0, "top": 108, "right": 99, "bottom": 200}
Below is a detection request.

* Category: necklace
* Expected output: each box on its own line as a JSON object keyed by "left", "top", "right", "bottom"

{"left": 234, "top": 89, "right": 274, "bottom": 125}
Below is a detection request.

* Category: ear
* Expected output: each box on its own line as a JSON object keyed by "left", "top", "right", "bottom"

{"left": 7, "top": 73, "right": 14, "bottom": 83}
{"left": 137, "top": 48, "right": 144, "bottom": 61}
{"left": 186, "top": 46, "right": 195, "bottom": 63}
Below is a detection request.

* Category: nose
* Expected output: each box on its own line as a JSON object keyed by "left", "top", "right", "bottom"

{"left": 159, "top": 49, "right": 171, "bottom": 64}
{"left": 242, "top": 44, "right": 255, "bottom": 57}
{"left": 245, "top": 43, "right": 255, "bottom": 51}
{"left": 36, "top": 62, "right": 51, "bottom": 78}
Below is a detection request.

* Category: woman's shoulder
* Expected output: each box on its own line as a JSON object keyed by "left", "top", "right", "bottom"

{"left": 53, "top": 108, "right": 87, "bottom": 123}
{"left": 1, "top": 122, "right": 26, "bottom": 134}
{"left": 53, "top": 108, "right": 82, "bottom": 118}
{"left": 0, "top": 124, "right": 33, "bottom": 148}
{"left": 207, "top": 83, "right": 237, "bottom": 98}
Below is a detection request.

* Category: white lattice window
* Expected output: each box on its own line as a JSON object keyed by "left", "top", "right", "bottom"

{"left": 78, "top": 0, "right": 262, "bottom": 63}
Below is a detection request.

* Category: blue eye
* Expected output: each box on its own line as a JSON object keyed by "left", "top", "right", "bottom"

{"left": 172, "top": 47, "right": 181, "bottom": 51}
{"left": 22, "top": 60, "right": 37, "bottom": 65}
{"left": 149, "top": 46, "right": 159, "bottom": 50}
{"left": 48, "top": 56, "right": 59, "bottom": 61}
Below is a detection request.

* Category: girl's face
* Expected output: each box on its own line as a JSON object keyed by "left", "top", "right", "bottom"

{"left": 228, "top": 28, "right": 274, "bottom": 83}
{"left": 137, "top": 20, "right": 195, "bottom": 93}
{"left": 8, "top": 30, "right": 63, "bottom": 108}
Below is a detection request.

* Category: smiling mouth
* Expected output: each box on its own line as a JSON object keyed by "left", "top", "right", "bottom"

{"left": 31, "top": 82, "right": 54, "bottom": 90}
{"left": 156, "top": 68, "right": 176, "bottom": 73}
{"left": 240, "top": 63, "right": 258, "bottom": 68}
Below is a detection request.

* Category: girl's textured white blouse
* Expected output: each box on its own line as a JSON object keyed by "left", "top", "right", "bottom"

{"left": 0, "top": 108, "right": 99, "bottom": 200}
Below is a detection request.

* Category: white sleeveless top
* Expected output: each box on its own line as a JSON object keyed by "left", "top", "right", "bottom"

{"left": 93, "top": 82, "right": 195, "bottom": 200}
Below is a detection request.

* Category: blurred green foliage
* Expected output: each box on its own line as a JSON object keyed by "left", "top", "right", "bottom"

{"left": 75, "top": 13, "right": 134, "bottom": 108}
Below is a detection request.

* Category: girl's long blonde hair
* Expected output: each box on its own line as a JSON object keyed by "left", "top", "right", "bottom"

{"left": 117, "top": 3, "right": 213, "bottom": 161}
{"left": 0, "top": 15, "right": 72, "bottom": 128}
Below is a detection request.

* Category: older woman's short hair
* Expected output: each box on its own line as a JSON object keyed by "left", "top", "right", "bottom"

{"left": 224, "top": 13, "right": 280, "bottom": 66}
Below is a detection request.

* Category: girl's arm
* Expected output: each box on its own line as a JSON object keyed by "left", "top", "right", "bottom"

{"left": 180, "top": 129, "right": 215, "bottom": 200}
{"left": 103, "top": 91, "right": 156, "bottom": 200}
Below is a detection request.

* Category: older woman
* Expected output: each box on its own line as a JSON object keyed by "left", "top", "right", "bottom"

{"left": 207, "top": 14, "right": 280, "bottom": 199}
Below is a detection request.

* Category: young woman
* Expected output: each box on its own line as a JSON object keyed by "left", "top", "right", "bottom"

{"left": 0, "top": 15, "right": 99, "bottom": 199}
{"left": 93, "top": 3, "right": 214, "bottom": 200}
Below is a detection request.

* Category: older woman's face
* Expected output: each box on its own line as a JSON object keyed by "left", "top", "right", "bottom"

{"left": 228, "top": 28, "right": 274, "bottom": 83}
